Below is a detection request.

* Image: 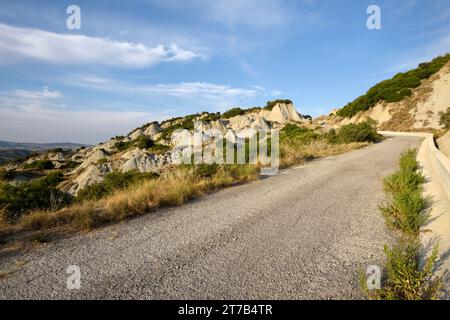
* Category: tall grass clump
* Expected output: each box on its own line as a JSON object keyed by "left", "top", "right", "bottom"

{"left": 364, "top": 148, "right": 442, "bottom": 299}
{"left": 380, "top": 150, "right": 427, "bottom": 237}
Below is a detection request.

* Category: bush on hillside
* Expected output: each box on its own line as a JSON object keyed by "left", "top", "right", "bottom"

{"left": 114, "top": 136, "right": 156, "bottom": 151}
{"left": 222, "top": 108, "right": 245, "bottom": 119}
{"left": 134, "top": 135, "right": 155, "bottom": 149}
{"left": 264, "top": 99, "right": 293, "bottom": 111}
{"left": 148, "top": 144, "right": 171, "bottom": 154}
{"left": 160, "top": 114, "right": 198, "bottom": 140}
{"left": 331, "top": 120, "right": 382, "bottom": 144}
{"left": 24, "top": 160, "right": 55, "bottom": 170}
{"left": 76, "top": 170, "right": 159, "bottom": 202}
{"left": 280, "top": 124, "right": 319, "bottom": 144}
{"left": 0, "top": 169, "right": 13, "bottom": 181}
{"left": 202, "top": 112, "right": 222, "bottom": 122}
{"left": 0, "top": 172, "right": 70, "bottom": 222}
{"left": 439, "top": 107, "right": 450, "bottom": 129}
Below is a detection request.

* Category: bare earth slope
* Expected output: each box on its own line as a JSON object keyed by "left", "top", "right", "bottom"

{"left": 319, "top": 61, "right": 450, "bottom": 131}
{"left": 0, "top": 136, "right": 421, "bottom": 299}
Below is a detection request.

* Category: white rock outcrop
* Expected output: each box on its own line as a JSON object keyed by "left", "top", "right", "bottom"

{"left": 73, "top": 149, "right": 110, "bottom": 174}
{"left": 258, "top": 102, "right": 305, "bottom": 124}
{"left": 69, "top": 164, "right": 111, "bottom": 194}
{"left": 144, "top": 122, "right": 162, "bottom": 138}
{"left": 121, "top": 148, "right": 170, "bottom": 173}
{"left": 130, "top": 129, "right": 144, "bottom": 140}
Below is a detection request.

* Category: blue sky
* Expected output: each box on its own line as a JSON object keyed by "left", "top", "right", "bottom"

{"left": 0, "top": 0, "right": 449, "bottom": 144}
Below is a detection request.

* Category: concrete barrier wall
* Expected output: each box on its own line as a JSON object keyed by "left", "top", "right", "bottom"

{"left": 379, "top": 131, "right": 450, "bottom": 201}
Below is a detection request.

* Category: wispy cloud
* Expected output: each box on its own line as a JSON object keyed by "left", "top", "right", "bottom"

{"left": 0, "top": 87, "right": 65, "bottom": 114}
{"left": 64, "top": 74, "right": 274, "bottom": 100}
{"left": 11, "top": 87, "right": 62, "bottom": 100}
{"left": 152, "top": 0, "right": 295, "bottom": 30}
{"left": 0, "top": 23, "right": 205, "bottom": 68}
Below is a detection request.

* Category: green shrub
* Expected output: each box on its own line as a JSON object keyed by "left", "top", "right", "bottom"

{"left": 193, "top": 164, "right": 220, "bottom": 178}
{"left": 0, "top": 169, "right": 13, "bottom": 181}
{"left": 380, "top": 189, "right": 428, "bottom": 236}
{"left": 134, "top": 135, "right": 155, "bottom": 149}
{"left": 370, "top": 242, "right": 441, "bottom": 300}
{"left": 380, "top": 149, "right": 427, "bottom": 236}
{"left": 382, "top": 170, "right": 425, "bottom": 196}
{"left": 399, "top": 149, "right": 421, "bottom": 172}
{"left": 330, "top": 120, "right": 382, "bottom": 144}
{"left": 438, "top": 107, "right": 450, "bottom": 129}
{"left": 160, "top": 114, "right": 198, "bottom": 140}
{"left": 114, "top": 136, "right": 156, "bottom": 151}
{"left": 97, "top": 158, "right": 108, "bottom": 165}
{"left": 76, "top": 170, "right": 159, "bottom": 202}
{"left": 222, "top": 107, "right": 245, "bottom": 119}
{"left": 114, "top": 140, "right": 133, "bottom": 152}
{"left": 366, "top": 148, "right": 442, "bottom": 300}
{"left": 202, "top": 112, "right": 222, "bottom": 122}
{"left": 24, "top": 160, "right": 55, "bottom": 170}
{"left": 280, "top": 121, "right": 381, "bottom": 146}
{"left": 0, "top": 172, "right": 70, "bottom": 222}
{"left": 60, "top": 160, "right": 80, "bottom": 170}
{"left": 264, "top": 99, "right": 293, "bottom": 111}
{"left": 281, "top": 124, "right": 319, "bottom": 144}
{"left": 148, "top": 144, "right": 171, "bottom": 154}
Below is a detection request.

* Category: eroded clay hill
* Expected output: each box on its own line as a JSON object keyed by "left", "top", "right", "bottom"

{"left": 317, "top": 55, "right": 450, "bottom": 131}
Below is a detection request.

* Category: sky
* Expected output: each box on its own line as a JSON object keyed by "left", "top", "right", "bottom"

{"left": 0, "top": 0, "right": 449, "bottom": 144}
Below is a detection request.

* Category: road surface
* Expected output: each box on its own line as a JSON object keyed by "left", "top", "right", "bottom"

{"left": 0, "top": 136, "right": 422, "bottom": 299}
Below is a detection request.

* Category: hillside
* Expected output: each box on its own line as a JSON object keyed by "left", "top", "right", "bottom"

{"left": 317, "top": 54, "right": 450, "bottom": 131}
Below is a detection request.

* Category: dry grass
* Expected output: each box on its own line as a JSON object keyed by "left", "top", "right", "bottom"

{"left": 0, "top": 139, "right": 367, "bottom": 246}
{"left": 280, "top": 139, "right": 367, "bottom": 168}
{"left": 15, "top": 165, "right": 260, "bottom": 234}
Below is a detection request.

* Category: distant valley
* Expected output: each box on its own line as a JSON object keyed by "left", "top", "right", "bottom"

{"left": 0, "top": 140, "right": 88, "bottom": 164}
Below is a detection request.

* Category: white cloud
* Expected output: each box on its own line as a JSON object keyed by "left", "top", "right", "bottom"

{"left": 0, "top": 87, "right": 65, "bottom": 114}
{"left": 65, "top": 74, "right": 265, "bottom": 100}
{"left": 0, "top": 23, "right": 205, "bottom": 68}
{"left": 11, "top": 87, "right": 62, "bottom": 100}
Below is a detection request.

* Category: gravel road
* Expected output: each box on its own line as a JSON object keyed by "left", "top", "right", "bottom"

{"left": 0, "top": 136, "right": 422, "bottom": 299}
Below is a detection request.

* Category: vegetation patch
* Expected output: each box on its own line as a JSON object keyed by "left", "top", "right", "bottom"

{"left": 0, "top": 169, "right": 14, "bottom": 181}
{"left": 114, "top": 135, "right": 156, "bottom": 152}
{"left": 0, "top": 172, "right": 71, "bottom": 223}
{"left": 264, "top": 99, "right": 293, "bottom": 111}
{"left": 438, "top": 107, "right": 450, "bottom": 129}
{"left": 76, "top": 170, "right": 159, "bottom": 202}
{"left": 363, "top": 149, "right": 442, "bottom": 300}
{"left": 23, "top": 160, "right": 54, "bottom": 171}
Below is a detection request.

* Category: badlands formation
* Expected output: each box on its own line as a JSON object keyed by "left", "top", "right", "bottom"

{"left": 5, "top": 102, "right": 307, "bottom": 195}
